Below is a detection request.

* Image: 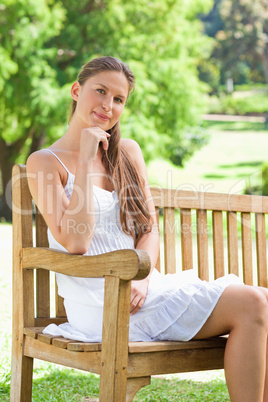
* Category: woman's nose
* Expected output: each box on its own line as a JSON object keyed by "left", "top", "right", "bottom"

{"left": 102, "top": 97, "right": 113, "bottom": 111}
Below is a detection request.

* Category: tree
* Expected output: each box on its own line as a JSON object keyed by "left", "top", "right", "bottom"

{"left": 0, "top": 0, "right": 213, "bottom": 219}
{"left": 214, "top": 0, "right": 268, "bottom": 83}
{"left": 0, "top": 0, "right": 66, "bottom": 219}
{"left": 200, "top": 0, "right": 224, "bottom": 38}
{"left": 48, "top": 0, "right": 214, "bottom": 162}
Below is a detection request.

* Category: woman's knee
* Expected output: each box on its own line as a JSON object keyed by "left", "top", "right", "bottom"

{"left": 193, "top": 285, "right": 268, "bottom": 340}
{"left": 238, "top": 286, "right": 268, "bottom": 329}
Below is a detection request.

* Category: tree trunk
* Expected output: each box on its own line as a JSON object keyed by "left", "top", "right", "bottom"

{"left": 262, "top": 44, "right": 268, "bottom": 84}
{"left": 29, "top": 129, "right": 46, "bottom": 155}
{"left": 0, "top": 128, "right": 44, "bottom": 221}
{"left": 0, "top": 140, "right": 16, "bottom": 221}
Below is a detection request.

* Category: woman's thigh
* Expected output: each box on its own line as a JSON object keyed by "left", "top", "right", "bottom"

{"left": 193, "top": 284, "right": 267, "bottom": 340}
{"left": 258, "top": 286, "right": 268, "bottom": 301}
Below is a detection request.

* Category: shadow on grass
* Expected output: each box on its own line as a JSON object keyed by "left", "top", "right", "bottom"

{"left": 0, "top": 368, "right": 230, "bottom": 401}
{"left": 204, "top": 121, "right": 268, "bottom": 132}
{"left": 218, "top": 161, "right": 263, "bottom": 169}
{"left": 203, "top": 173, "right": 227, "bottom": 179}
{"left": 203, "top": 161, "right": 264, "bottom": 181}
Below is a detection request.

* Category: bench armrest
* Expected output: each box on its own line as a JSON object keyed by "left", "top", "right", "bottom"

{"left": 21, "top": 247, "right": 151, "bottom": 281}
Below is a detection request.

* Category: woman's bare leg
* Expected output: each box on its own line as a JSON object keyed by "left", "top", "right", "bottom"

{"left": 258, "top": 287, "right": 268, "bottom": 402}
{"left": 193, "top": 285, "right": 268, "bottom": 402}
{"left": 264, "top": 338, "right": 268, "bottom": 402}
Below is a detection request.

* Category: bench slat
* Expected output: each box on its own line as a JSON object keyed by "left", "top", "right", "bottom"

{"left": 52, "top": 337, "right": 76, "bottom": 348}
{"left": 24, "top": 327, "right": 226, "bottom": 354}
{"left": 255, "top": 213, "right": 267, "bottom": 287}
{"left": 35, "top": 209, "right": 50, "bottom": 318}
{"left": 150, "top": 187, "right": 268, "bottom": 213}
{"left": 197, "top": 210, "right": 209, "bottom": 281}
{"left": 67, "top": 342, "right": 102, "bottom": 352}
{"left": 36, "top": 269, "right": 50, "bottom": 318}
{"left": 155, "top": 207, "right": 161, "bottom": 272}
{"left": 180, "top": 209, "right": 193, "bottom": 270}
{"left": 241, "top": 212, "right": 253, "bottom": 285}
{"left": 227, "top": 212, "right": 239, "bottom": 276}
{"left": 38, "top": 333, "right": 58, "bottom": 344}
{"left": 56, "top": 281, "right": 66, "bottom": 318}
{"left": 127, "top": 347, "right": 225, "bottom": 376}
{"left": 164, "top": 207, "right": 176, "bottom": 274}
{"left": 24, "top": 327, "right": 45, "bottom": 339}
{"left": 35, "top": 317, "right": 67, "bottom": 327}
{"left": 213, "top": 211, "right": 225, "bottom": 279}
{"left": 128, "top": 337, "right": 227, "bottom": 353}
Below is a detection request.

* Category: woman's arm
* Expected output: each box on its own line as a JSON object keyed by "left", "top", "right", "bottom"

{"left": 26, "top": 127, "right": 110, "bottom": 254}
{"left": 121, "top": 139, "right": 160, "bottom": 314}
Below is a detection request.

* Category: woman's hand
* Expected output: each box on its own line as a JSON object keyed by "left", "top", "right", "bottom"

{"left": 79, "top": 127, "right": 110, "bottom": 162}
{"left": 130, "top": 278, "right": 149, "bottom": 315}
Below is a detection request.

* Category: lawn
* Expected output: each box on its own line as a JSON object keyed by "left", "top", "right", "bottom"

{"left": 2, "top": 121, "right": 268, "bottom": 400}
{"left": 148, "top": 121, "right": 268, "bottom": 195}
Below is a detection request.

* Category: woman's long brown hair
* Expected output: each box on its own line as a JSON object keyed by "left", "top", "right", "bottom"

{"left": 70, "top": 56, "right": 152, "bottom": 245}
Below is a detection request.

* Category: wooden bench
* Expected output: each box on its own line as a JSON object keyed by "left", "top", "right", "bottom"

{"left": 10, "top": 164, "right": 268, "bottom": 401}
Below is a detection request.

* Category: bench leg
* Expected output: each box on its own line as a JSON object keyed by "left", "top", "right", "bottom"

{"left": 10, "top": 346, "right": 33, "bottom": 402}
{"left": 126, "top": 376, "right": 151, "bottom": 402}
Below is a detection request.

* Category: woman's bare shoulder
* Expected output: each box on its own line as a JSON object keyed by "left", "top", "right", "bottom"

{"left": 120, "top": 138, "right": 142, "bottom": 157}
{"left": 27, "top": 149, "right": 52, "bottom": 168}
{"left": 26, "top": 149, "right": 66, "bottom": 185}
{"left": 120, "top": 138, "right": 148, "bottom": 179}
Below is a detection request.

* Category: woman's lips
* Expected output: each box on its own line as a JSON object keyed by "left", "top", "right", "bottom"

{"left": 94, "top": 111, "right": 110, "bottom": 121}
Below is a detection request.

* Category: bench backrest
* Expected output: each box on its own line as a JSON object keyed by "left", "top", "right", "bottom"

{"left": 12, "top": 165, "right": 268, "bottom": 326}
{"left": 151, "top": 187, "right": 268, "bottom": 287}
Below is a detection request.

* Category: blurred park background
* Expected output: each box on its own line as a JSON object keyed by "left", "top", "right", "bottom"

{"left": 1, "top": 0, "right": 268, "bottom": 400}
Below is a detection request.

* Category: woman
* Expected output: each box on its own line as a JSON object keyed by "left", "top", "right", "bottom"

{"left": 27, "top": 56, "right": 268, "bottom": 402}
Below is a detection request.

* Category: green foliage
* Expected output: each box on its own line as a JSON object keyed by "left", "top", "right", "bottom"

{"left": 0, "top": 0, "right": 213, "bottom": 165}
{"left": 244, "top": 163, "right": 268, "bottom": 196}
{"left": 0, "top": 0, "right": 215, "bottom": 218}
{"left": 200, "top": 0, "right": 224, "bottom": 38}
{"left": 261, "top": 164, "right": 268, "bottom": 196}
{"left": 234, "top": 83, "right": 268, "bottom": 91}
{"left": 0, "top": 0, "right": 69, "bottom": 219}
{"left": 47, "top": 0, "right": 214, "bottom": 166}
{"left": 221, "top": 94, "right": 268, "bottom": 115}
{"left": 198, "top": 58, "right": 221, "bottom": 93}
{"left": 206, "top": 87, "right": 268, "bottom": 115}
{"left": 214, "top": 0, "right": 268, "bottom": 84}
{"left": 0, "top": 0, "right": 67, "bottom": 143}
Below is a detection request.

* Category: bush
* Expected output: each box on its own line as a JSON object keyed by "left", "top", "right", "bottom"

{"left": 221, "top": 93, "right": 268, "bottom": 115}
{"left": 206, "top": 86, "right": 268, "bottom": 115}
{"left": 244, "top": 163, "right": 268, "bottom": 196}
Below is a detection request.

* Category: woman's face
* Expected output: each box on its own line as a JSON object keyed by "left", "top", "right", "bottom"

{"left": 72, "top": 70, "right": 129, "bottom": 131}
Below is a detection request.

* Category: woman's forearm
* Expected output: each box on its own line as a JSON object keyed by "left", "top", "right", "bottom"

{"left": 58, "top": 159, "right": 95, "bottom": 254}
{"left": 135, "top": 228, "right": 160, "bottom": 280}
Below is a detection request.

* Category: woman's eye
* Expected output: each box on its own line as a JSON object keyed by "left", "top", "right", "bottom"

{"left": 115, "top": 97, "right": 123, "bottom": 103}
{"left": 97, "top": 88, "right": 105, "bottom": 94}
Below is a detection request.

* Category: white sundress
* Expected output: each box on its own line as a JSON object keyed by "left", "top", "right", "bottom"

{"left": 43, "top": 149, "right": 243, "bottom": 343}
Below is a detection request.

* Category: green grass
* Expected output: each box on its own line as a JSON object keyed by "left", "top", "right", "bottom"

{"left": 204, "top": 120, "right": 268, "bottom": 132}
{"left": 0, "top": 367, "right": 229, "bottom": 401}
{"left": 135, "top": 377, "right": 229, "bottom": 401}
{"left": 148, "top": 121, "right": 268, "bottom": 194}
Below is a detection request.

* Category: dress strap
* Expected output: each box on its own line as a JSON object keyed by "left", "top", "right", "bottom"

{"left": 46, "top": 149, "right": 72, "bottom": 175}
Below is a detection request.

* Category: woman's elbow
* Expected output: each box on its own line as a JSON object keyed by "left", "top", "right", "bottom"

{"left": 65, "top": 238, "right": 91, "bottom": 255}
{"left": 62, "top": 235, "right": 92, "bottom": 255}
{"left": 52, "top": 226, "right": 93, "bottom": 255}
{"left": 66, "top": 245, "right": 88, "bottom": 255}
